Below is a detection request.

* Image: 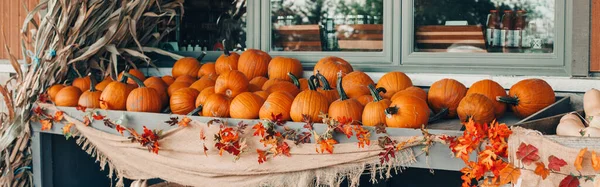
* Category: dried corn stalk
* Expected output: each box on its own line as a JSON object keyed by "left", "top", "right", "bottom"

{"left": 0, "top": 0, "right": 184, "bottom": 186}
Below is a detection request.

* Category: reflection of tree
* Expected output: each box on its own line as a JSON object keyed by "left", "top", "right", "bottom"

{"left": 273, "top": 0, "right": 384, "bottom": 25}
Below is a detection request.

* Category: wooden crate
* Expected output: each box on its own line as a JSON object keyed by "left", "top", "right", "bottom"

{"left": 415, "top": 25, "right": 486, "bottom": 53}
{"left": 336, "top": 24, "right": 383, "bottom": 51}
{"left": 273, "top": 25, "right": 323, "bottom": 51}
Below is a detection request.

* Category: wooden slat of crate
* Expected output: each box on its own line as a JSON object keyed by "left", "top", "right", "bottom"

{"left": 415, "top": 25, "right": 486, "bottom": 52}
{"left": 273, "top": 25, "right": 322, "bottom": 51}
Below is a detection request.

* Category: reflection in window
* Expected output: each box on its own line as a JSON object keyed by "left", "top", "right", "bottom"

{"left": 159, "top": 0, "right": 247, "bottom": 52}
{"left": 271, "top": 0, "right": 384, "bottom": 52}
{"left": 414, "top": 0, "right": 554, "bottom": 53}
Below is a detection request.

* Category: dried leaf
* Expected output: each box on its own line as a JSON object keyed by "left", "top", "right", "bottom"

{"left": 534, "top": 162, "right": 550, "bottom": 180}
{"left": 516, "top": 143, "right": 540, "bottom": 165}
{"left": 252, "top": 123, "right": 266, "bottom": 137}
{"left": 115, "top": 125, "right": 126, "bottom": 136}
{"left": 178, "top": 116, "right": 191, "bottom": 127}
{"left": 559, "top": 175, "right": 580, "bottom": 187}
{"left": 53, "top": 111, "right": 64, "bottom": 122}
{"left": 548, "top": 155, "right": 567, "bottom": 172}
{"left": 575, "top": 148, "right": 587, "bottom": 171}
{"left": 592, "top": 151, "right": 600, "bottom": 171}
{"left": 498, "top": 164, "right": 520, "bottom": 185}
{"left": 40, "top": 120, "right": 52, "bottom": 131}
{"left": 257, "top": 149, "right": 267, "bottom": 164}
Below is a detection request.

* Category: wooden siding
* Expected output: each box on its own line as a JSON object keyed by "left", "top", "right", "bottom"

{"left": 0, "top": 0, "right": 38, "bottom": 60}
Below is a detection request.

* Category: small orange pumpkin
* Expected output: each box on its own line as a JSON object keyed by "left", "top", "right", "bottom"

{"left": 196, "top": 86, "right": 216, "bottom": 108}
{"left": 268, "top": 57, "right": 303, "bottom": 81}
{"left": 47, "top": 84, "right": 66, "bottom": 101}
{"left": 254, "top": 91, "right": 270, "bottom": 100}
{"left": 172, "top": 53, "right": 205, "bottom": 78}
{"left": 95, "top": 76, "right": 114, "bottom": 91}
{"left": 174, "top": 75, "right": 197, "bottom": 84}
{"left": 342, "top": 71, "right": 375, "bottom": 98}
{"left": 391, "top": 86, "right": 427, "bottom": 101}
{"left": 457, "top": 93, "right": 496, "bottom": 124}
{"left": 215, "top": 50, "right": 240, "bottom": 75}
{"left": 264, "top": 81, "right": 300, "bottom": 97}
{"left": 497, "top": 79, "right": 555, "bottom": 119}
{"left": 198, "top": 62, "right": 217, "bottom": 79}
{"left": 290, "top": 76, "right": 329, "bottom": 122}
{"left": 249, "top": 76, "right": 268, "bottom": 92}
{"left": 315, "top": 72, "right": 339, "bottom": 104}
{"left": 363, "top": 85, "right": 392, "bottom": 126}
{"left": 427, "top": 79, "right": 467, "bottom": 119}
{"left": 214, "top": 70, "right": 249, "bottom": 98}
{"left": 202, "top": 93, "right": 231, "bottom": 117}
{"left": 313, "top": 56, "right": 353, "bottom": 88}
{"left": 289, "top": 73, "right": 309, "bottom": 91}
{"left": 230, "top": 92, "right": 265, "bottom": 119}
{"left": 168, "top": 82, "right": 192, "bottom": 96}
{"left": 376, "top": 72, "right": 413, "bottom": 99}
{"left": 356, "top": 95, "right": 373, "bottom": 106}
{"left": 261, "top": 79, "right": 284, "bottom": 91}
{"left": 170, "top": 88, "right": 200, "bottom": 115}
{"left": 385, "top": 95, "right": 430, "bottom": 128}
{"left": 466, "top": 79, "right": 508, "bottom": 118}
{"left": 72, "top": 76, "right": 91, "bottom": 92}
{"left": 124, "top": 73, "right": 163, "bottom": 113}
{"left": 328, "top": 72, "right": 364, "bottom": 122}
{"left": 162, "top": 75, "right": 176, "bottom": 86}
{"left": 78, "top": 76, "right": 102, "bottom": 108}
{"left": 260, "top": 91, "right": 294, "bottom": 121}
{"left": 144, "top": 77, "right": 169, "bottom": 107}
{"left": 55, "top": 86, "right": 83, "bottom": 107}
{"left": 238, "top": 49, "right": 272, "bottom": 80}
{"left": 99, "top": 74, "right": 135, "bottom": 110}
{"left": 118, "top": 68, "right": 146, "bottom": 85}
{"left": 190, "top": 76, "right": 216, "bottom": 92}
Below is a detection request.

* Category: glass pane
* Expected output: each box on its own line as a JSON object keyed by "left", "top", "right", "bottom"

{"left": 271, "top": 0, "right": 384, "bottom": 52}
{"left": 158, "top": 0, "right": 247, "bottom": 52}
{"left": 414, "top": 0, "right": 554, "bottom": 53}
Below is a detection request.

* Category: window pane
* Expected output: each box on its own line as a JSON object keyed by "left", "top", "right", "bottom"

{"left": 159, "top": 0, "right": 247, "bottom": 52}
{"left": 414, "top": 0, "right": 554, "bottom": 53}
{"left": 271, "top": 0, "right": 384, "bottom": 52}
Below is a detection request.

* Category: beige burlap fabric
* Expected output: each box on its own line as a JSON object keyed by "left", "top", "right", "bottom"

{"left": 508, "top": 127, "right": 600, "bottom": 187}
{"left": 61, "top": 113, "right": 418, "bottom": 187}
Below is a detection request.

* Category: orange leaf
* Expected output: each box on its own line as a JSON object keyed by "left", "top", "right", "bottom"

{"left": 53, "top": 111, "right": 64, "bottom": 122}
{"left": 63, "top": 123, "right": 73, "bottom": 134}
{"left": 252, "top": 123, "right": 266, "bottom": 137}
{"left": 534, "top": 162, "right": 550, "bottom": 179}
{"left": 257, "top": 149, "right": 267, "bottom": 164}
{"left": 575, "top": 148, "right": 587, "bottom": 171}
{"left": 317, "top": 139, "right": 337, "bottom": 154}
{"left": 516, "top": 143, "right": 540, "bottom": 165}
{"left": 178, "top": 116, "right": 191, "bottom": 127}
{"left": 115, "top": 125, "right": 126, "bottom": 136}
{"left": 498, "top": 164, "right": 520, "bottom": 185}
{"left": 40, "top": 120, "right": 52, "bottom": 131}
{"left": 92, "top": 113, "right": 105, "bottom": 120}
{"left": 548, "top": 155, "right": 567, "bottom": 172}
{"left": 592, "top": 151, "right": 600, "bottom": 171}
{"left": 478, "top": 149, "right": 498, "bottom": 169}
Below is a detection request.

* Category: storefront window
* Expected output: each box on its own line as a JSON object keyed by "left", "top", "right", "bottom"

{"left": 270, "top": 0, "right": 384, "bottom": 52}
{"left": 413, "top": 0, "right": 554, "bottom": 53}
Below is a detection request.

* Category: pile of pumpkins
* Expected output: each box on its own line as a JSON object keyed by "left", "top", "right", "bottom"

{"left": 556, "top": 89, "right": 600, "bottom": 137}
{"left": 47, "top": 49, "right": 557, "bottom": 129}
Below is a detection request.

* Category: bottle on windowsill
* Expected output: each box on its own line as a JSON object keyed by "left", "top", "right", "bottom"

{"left": 500, "top": 10, "right": 514, "bottom": 53}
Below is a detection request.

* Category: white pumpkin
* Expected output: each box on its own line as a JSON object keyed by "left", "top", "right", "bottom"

{"left": 584, "top": 89, "right": 600, "bottom": 119}
{"left": 582, "top": 127, "right": 600, "bottom": 137}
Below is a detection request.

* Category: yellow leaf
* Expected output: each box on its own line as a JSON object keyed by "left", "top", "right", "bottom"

{"left": 592, "top": 151, "right": 600, "bottom": 171}
{"left": 40, "top": 120, "right": 52, "bottom": 131}
{"left": 63, "top": 123, "right": 73, "bottom": 134}
{"left": 178, "top": 116, "right": 191, "bottom": 127}
{"left": 498, "top": 164, "right": 521, "bottom": 185}
{"left": 575, "top": 148, "right": 587, "bottom": 171}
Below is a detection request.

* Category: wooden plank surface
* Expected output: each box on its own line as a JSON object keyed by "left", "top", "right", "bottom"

{"left": 0, "top": 0, "right": 38, "bottom": 60}
{"left": 592, "top": 0, "right": 600, "bottom": 72}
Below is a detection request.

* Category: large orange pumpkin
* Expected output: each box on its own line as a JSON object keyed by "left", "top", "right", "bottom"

{"left": 391, "top": 86, "right": 427, "bottom": 102}
{"left": 248, "top": 77, "right": 268, "bottom": 92}
{"left": 313, "top": 56, "right": 353, "bottom": 88}
{"left": 466, "top": 79, "right": 508, "bottom": 118}
{"left": 170, "top": 88, "right": 200, "bottom": 115}
{"left": 356, "top": 95, "right": 373, "bottom": 106}
{"left": 72, "top": 76, "right": 91, "bottom": 92}
{"left": 376, "top": 72, "right": 413, "bottom": 99}
{"left": 196, "top": 86, "right": 215, "bottom": 108}
{"left": 427, "top": 79, "right": 467, "bottom": 119}
{"left": 214, "top": 70, "right": 249, "bottom": 98}
{"left": 99, "top": 75, "right": 135, "bottom": 110}
{"left": 497, "top": 79, "right": 555, "bottom": 119}
{"left": 328, "top": 72, "right": 364, "bottom": 122}
{"left": 174, "top": 75, "right": 197, "bottom": 84}
{"left": 253, "top": 91, "right": 270, "bottom": 100}
{"left": 290, "top": 76, "right": 329, "bottom": 122}
{"left": 261, "top": 79, "right": 284, "bottom": 91}
{"left": 124, "top": 73, "right": 163, "bottom": 113}
{"left": 264, "top": 81, "right": 300, "bottom": 97}
{"left": 172, "top": 53, "right": 205, "bottom": 78}
{"left": 78, "top": 76, "right": 102, "bottom": 108}
{"left": 215, "top": 51, "right": 240, "bottom": 75}
{"left": 289, "top": 73, "right": 309, "bottom": 91}
{"left": 198, "top": 62, "right": 217, "bottom": 79}
{"left": 259, "top": 91, "right": 294, "bottom": 121}
{"left": 47, "top": 84, "right": 66, "bottom": 101}
{"left": 190, "top": 76, "right": 216, "bottom": 92}
{"left": 315, "top": 72, "right": 339, "bottom": 104}
{"left": 202, "top": 93, "right": 231, "bottom": 117}
{"left": 363, "top": 85, "right": 392, "bottom": 126}
{"left": 167, "top": 82, "right": 192, "bottom": 96}
{"left": 55, "top": 86, "right": 83, "bottom": 107}
{"left": 385, "top": 95, "right": 430, "bottom": 128}
{"left": 238, "top": 49, "right": 272, "bottom": 80}
{"left": 95, "top": 76, "right": 113, "bottom": 91}
{"left": 457, "top": 93, "right": 496, "bottom": 124}
{"left": 230, "top": 92, "right": 265, "bottom": 119}
{"left": 342, "top": 71, "right": 375, "bottom": 98}
{"left": 268, "top": 57, "right": 303, "bottom": 81}
{"left": 118, "top": 69, "right": 146, "bottom": 85}
{"left": 162, "top": 75, "right": 176, "bottom": 86}
{"left": 144, "top": 77, "right": 169, "bottom": 107}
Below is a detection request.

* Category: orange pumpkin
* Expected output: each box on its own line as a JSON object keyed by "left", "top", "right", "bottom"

{"left": 95, "top": 76, "right": 113, "bottom": 91}
{"left": 55, "top": 86, "right": 83, "bottom": 107}
{"left": 174, "top": 75, "right": 197, "bottom": 84}
{"left": 313, "top": 56, "right": 353, "bottom": 88}
{"left": 214, "top": 70, "right": 249, "bottom": 98}
{"left": 260, "top": 91, "right": 294, "bottom": 121}
{"left": 261, "top": 79, "right": 284, "bottom": 91}
{"left": 497, "top": 79, "right": 555, "bottom": 119}
{"left": 144, "top": 77, "right": 169, "bottom": 107}
{"left": 47, "top": 84, "right": 66, "bottom": 101}
{"left": 249, "top": 76, "right": 268, "bottom": 92}
{"left": 268, "top": 57, "right": 303, "bottom": 81}
{"left": 328, "top": 72, "right": 364, "bottom": 122}
{"left": 170, "top": 88, "right": 200, "bottom": 115}
{"left": 391, "top": 86, "right": 427, "bottom": 101}
{"left": 363, "top": 85, "right": 392, "bottom": 126}
{"left": 290, "top": 76, "right": 329, "bottom": 122}
{"left": 162, "top": 75, "right": 176, "bottom": 86}
{"left": 168, "top": 82, "right": 192, "bottom": 96}
{"left": 385, "top": 95, "right": 430, "bottom": 128}
{"left": 315, "top": 72, "right": 339, "bottom": 104}
{"left": 215, "top": 51, "right": 240, "bottom": 75}
{"left": 427, "top": 79, "right": 467, "bottom": 119}
{"left": 78, "top": 76, "right": 102, "bottom": 108}
{"left": 457, "top": 93, "right": 496, "bottom": 124}
{"left": 342, "top": 71, "right": 375, "bottom": 98}
{"left": 118, "top": 68, "right": 146, "bottom": 85}
{"left": 238, "top": 49, "right": 272, "bottom": 80}
{"left": 190, "top": 76, "right": 216, "bottom": 92}
{"left": 99, "top": 75, "right": 135, "bottom": 110}
{"left": 172, "top": 53, "right": 205, "bottom": 78}
{"left": 230, "top": 92, "right": 265, "bottom": 119}
{"left": 376, "top": 72, "right": 413, "bottom": 99}
{"left": 264, "top": 81, "right": 300, "bottom": 97}
{"left": 124, "top": 73, "right": 163, "bottom": 113}
{"left": 198, "top": 62, "right": 217, "bottom": 79}
{"left": 72, "top": 76, "right": 91, "bottom": 92}
{"left": 466, "top": 79, "right": 508, "bottom": 118}
{"left": 254, "top": 91, "right": 270, "bottom": 100}
{"left": 202, "top": 93, "right": 231, "bottom": 117}
{"left": 289, "top": 73, "right": 309, "bottom": 91}
{"left": 356, "top": 95, "right": 373, "bottom": 106}
{"left": 196, "top": 86, "right": 216, "bottom": 108}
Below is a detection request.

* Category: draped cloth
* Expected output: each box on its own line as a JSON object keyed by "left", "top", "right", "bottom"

{"left": 58, "top": 111, "right": 419, "bottom": 187}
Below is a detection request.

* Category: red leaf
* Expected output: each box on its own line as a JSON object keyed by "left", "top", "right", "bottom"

{"left": 257, "top": 149, "right": 268, "bottom": 164}
{"left": 203, "top": 143, "right": 208, "bottom": 157}
{"left": 115, "top": 125, "right": 126, "bottom": 136}
{"left": 38, "top": 94, "right": 49, "bottom": 103}
{"left": 33, "top": 106, "right": 43, "bottom": 116}
{"left": 559, "top": 175, "right": 580, "bottom": 187}
{"left": 92, "top": 113, "right": 105, "bottom": 120}
{"left": 271, "top": 113, "right": 284, "bottom": 126}
{"left": 76, "top": 105, "right": 87, "bottom": 112}
{"left": 276, "top": 142, "right": 291, "bottom": 157}
{"left": 548, "top": 155, "right": 567, "bottom": 172}
{"left": 516, "top": 143, "right": 540, "bottom": 165}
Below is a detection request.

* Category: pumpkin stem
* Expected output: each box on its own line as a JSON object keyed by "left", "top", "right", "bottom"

{"left": 197, "top": 51, "right": 207, "bottom": 62}
{"left": 336, "top": 71, "right": 349, "bottom": 100}
{"left": 497, "top": 96, "right": 519, "bottom": 105}
{"left": 307, "top": 75, "right": 318, "bottom": 91}
{"left": 428, "top": 108, "right": 449, "bottom": 123}
{"left": 288, "top": 72, "right": 301, "bottom": 89}
{"left": 163, "top": 106, "right": 172, "bottom": 113}
{"left": 222, "top": 39, "right": 230, "bottom": 56}
{"left": 123, "top": 72, "right": 146, "bottom": 88}
{"left": 316, "top": 71, "right": 333, "bottom": 91}
{"left": 89, "top": 74, "right": 98, "bottom": 92}
{"left": 187, "top": 105, "right": 203, "bottom": 116}
{"left": 384, "top": 106, "right": 399, "bottom": 116}
{"left": 119, "top": 65, "right": 131, "bottom": 83}
{"left": 368, "top": 84, "right": 385, "bottom": 102}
